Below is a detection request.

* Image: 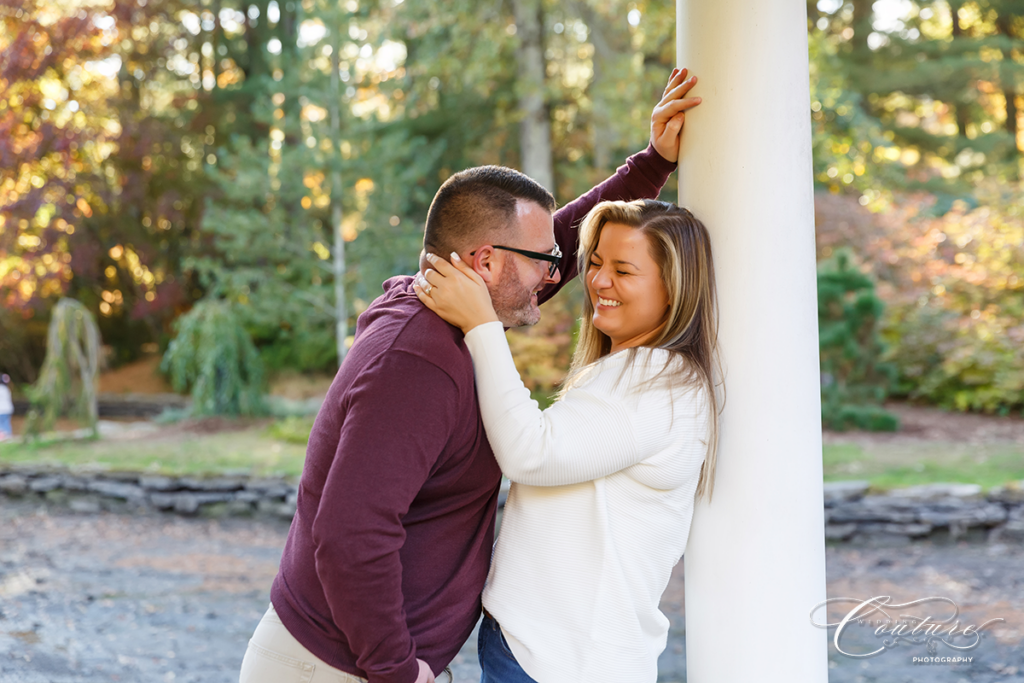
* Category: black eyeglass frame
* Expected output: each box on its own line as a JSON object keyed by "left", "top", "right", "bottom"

{"left": 470, "top": 244, "right": 563, "bottom": 278}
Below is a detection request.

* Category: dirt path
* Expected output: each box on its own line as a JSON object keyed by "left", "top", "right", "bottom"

{"left": 823, "top": 402, "right": 1024, "bottom": 446}
{"left": 2, "top": 501, "right": 1022, "bottom": 682}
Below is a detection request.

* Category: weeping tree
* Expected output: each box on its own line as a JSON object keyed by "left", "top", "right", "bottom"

{"left": 161, "top": 300, "right": 267, "bottom": 417}
{"left": 26, "top": 299, "right": 101, "bottom": 438}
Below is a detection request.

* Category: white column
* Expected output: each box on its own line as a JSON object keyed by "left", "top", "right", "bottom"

{"left": 676, "top": 1, "right": 829, "bottom": 681}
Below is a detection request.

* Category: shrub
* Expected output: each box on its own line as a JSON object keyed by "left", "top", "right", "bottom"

{"left": 817, "top": 250, "right": 899, "bottom": 431}
{"left": 25, "top": 299, "right": 101, "bottom": 437}
{"left": 879, "top": 198, "right": 1024, "bottom": 414}
{"left": 161, "top": 300, "right": 267, "bottom": 416}
{"left": 885, "top": 302, "right": 1024, "bottom": 414}
{"left": 815, "top": 192, "right": 1024, "bottom": 416}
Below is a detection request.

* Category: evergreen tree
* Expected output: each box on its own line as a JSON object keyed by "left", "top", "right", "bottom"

{"left": 818, "top": 250, "right": 900, "bottom": 431}
{"left": 815, "top": 0, "right": 1024, "bottom": 199}
{"left": 190, "top": 0, "right": 443, "bottom": 372}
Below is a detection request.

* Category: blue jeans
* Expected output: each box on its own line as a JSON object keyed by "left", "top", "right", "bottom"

{"left": 0, "top": 413, "right": 11, "bottom": 439}
{"left": 477, "top": 615, "right": 539, "bottom": 683}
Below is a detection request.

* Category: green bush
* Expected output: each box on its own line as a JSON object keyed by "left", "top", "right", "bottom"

{"left": 830, "top": 404, "right": 900, "bottom": 432}
{"left": 818, "top": 250, "right": 899, "bottom": 431}
{"left": 258, "top": 325, "right": 339, "bottom": 374}
{"left": 876, "top": 198, "right": 1024, "bottom": 415}
{"left": 885, "top": 302, "right": 1024, "bottom": 414}
{"left": 161, "top": 300, "right": 267, "bottom": 416}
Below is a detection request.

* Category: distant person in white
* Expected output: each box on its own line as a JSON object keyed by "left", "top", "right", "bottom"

{"left": 414, "top": 199, "right": 722, "bottom": 683}
{"left": 0, "top": 374, "right": 13, "bottom": 441}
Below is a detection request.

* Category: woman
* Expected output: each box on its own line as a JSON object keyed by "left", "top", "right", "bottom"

{"left": 414, "top": 198, "right": 722, "bottom": 683}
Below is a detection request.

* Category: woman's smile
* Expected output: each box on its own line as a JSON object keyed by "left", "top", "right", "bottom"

{"left": 588, "top": 222, "right": 670, "bottom": 352}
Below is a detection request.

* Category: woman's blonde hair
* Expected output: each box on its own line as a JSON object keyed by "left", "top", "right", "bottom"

{"left": 564, "top": 199, "right": 723, "bottom": 501}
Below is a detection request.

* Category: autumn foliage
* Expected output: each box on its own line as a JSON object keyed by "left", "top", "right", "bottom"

{"left": 816, "top": 191, "right": 1024, "bottom": 414}
{"left": 1, "top": 0, "right": 1023, "bottom": 420}
{"left": 0, "top": 0, "right": 108, "bottom": 309}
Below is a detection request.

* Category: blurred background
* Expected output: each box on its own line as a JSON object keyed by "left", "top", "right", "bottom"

{"left": 2, "top": 2, "right": 1024, "bottom": 680}
{"left": 0, "top": 0, "right": 1023, "bottom": 480}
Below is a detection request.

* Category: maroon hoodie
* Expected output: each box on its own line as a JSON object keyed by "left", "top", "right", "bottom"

{"left": 269, "top": 144, "right": 676, "bottom": 683}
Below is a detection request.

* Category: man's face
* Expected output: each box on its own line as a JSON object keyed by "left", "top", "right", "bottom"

{"left": 488, "top": 200, "right": 559, "bottom": 328}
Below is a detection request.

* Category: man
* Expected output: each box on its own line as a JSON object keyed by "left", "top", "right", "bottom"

{"left": 241, "top": 69, "right": 701, "bottom": 683}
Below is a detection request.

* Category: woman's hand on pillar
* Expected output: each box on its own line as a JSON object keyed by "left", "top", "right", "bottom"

{"left": 651, "top": 67, "right": 702, "bottom": 163}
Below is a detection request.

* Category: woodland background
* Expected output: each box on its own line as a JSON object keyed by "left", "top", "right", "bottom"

{"left": 2, "top": 0, "right": 1024, "bottom": 422}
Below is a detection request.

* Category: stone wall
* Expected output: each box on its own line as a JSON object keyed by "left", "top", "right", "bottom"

{"left": 824, "top": 481, "right": 1024, "bottom": 544}
{"left": 2, "top": 464, "right": 1023, "bottom": 544}
{"left": 11, "top": 393, "right": 189, "bottom": 417}
{"left": 0, "top": 464, "right": 297, "bottom": 519}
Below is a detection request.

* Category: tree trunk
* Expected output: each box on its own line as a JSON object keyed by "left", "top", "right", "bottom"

{"left": 244, "top": 1, "right": 270, "bottom": 81}
{"left": 950, "top": 1, "right": 970, "bottom": 137}
{"left": 511, "top": 0, "right": 554, "bottom": 193}
{"left": 1007, "top": 91, "right": 1019, "bottom": 147}
{"left": 806, "top": 0, "right": 820, "bottom": 26}
{"left": 996, "top": 14, "right": 1020, "bottom": 151}
{"left": 281, "top": 0, "right": 296, "bottom": 51}
{"left": 577, "top": 2, "right": 614, "bottom": 174}
{"left": 212, "top": 0, "right": 222, "bottom": 86}
{"left": 330, "top": 26, "right": 348, "bottom": 365}
{"left": 280, "top": 0, "right": 301, "bottom": 143}
{"left": 850, "top": 0, "right": 872, "bottom": 56}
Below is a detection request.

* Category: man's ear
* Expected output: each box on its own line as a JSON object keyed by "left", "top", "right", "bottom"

{"left": 471, "top": 246, "right": 499, "bottom": 284}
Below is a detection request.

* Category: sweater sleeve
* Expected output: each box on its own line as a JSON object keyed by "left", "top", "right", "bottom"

{"left": 539, "top": 144, "right": 677, "bottom": 306}
{"left": 464, "top": 322, "right": 689, "bottom": 487}
{"left": 310, "top": 350, "right": 459, "bottom": 683}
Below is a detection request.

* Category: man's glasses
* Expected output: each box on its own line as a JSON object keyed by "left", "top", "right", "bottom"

{"left": 470, "top": 244, "right": 562, "bottom": 278}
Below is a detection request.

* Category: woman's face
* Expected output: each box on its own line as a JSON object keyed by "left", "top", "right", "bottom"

{"left": 587, "top": 222, "right": 670, "bottom": 353}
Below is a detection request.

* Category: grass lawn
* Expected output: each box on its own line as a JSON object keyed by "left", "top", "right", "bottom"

{"left": 0, "top": 420, "right": 310, "bottom": 478}
{"left": 5, "top": 414, "right": 1024, "bottom": 490}
{"left": 823, "top": 442, "right": 1024, "bottom": 490}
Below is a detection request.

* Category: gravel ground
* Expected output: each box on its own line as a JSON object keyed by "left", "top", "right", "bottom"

{"left": 1, "top": 500, "right": 1022, "bottom": 682}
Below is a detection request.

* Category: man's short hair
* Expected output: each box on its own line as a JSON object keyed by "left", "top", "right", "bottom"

{"left": 423, "top": 166, "right": 556, "bottom": 257}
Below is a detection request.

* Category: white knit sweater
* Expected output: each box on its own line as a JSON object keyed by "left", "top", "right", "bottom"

{"left": 464, "top": 322, "right": 709, "bottom": 683}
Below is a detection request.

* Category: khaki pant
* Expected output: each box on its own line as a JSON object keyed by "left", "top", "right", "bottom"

{"left": 239, "top": 604, "right": 367, "bottom": 683}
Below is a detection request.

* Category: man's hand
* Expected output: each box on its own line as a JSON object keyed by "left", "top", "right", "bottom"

{"left": 414, "top": 658, "right": 435, "bottom": 683}
{"left": 650, "top": 67, "right": 701, "bottom": 163}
